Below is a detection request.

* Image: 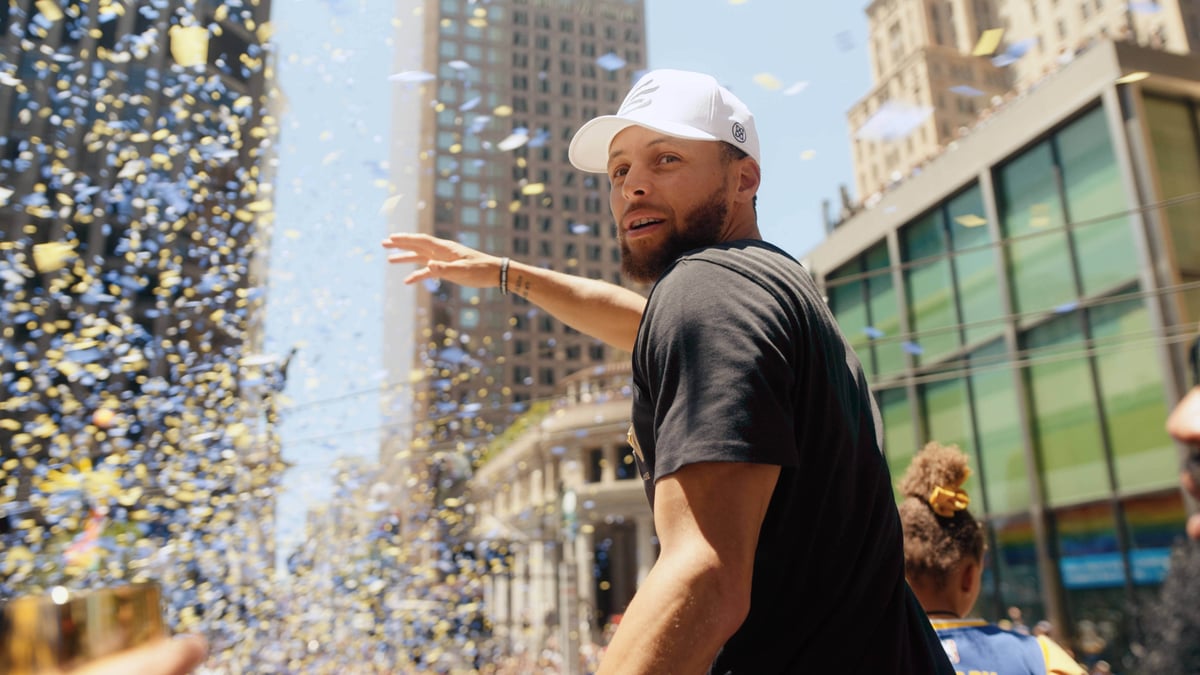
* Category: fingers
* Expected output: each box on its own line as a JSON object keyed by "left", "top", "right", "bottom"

{"left": 1188, "top": 513, "right": 1200, "bottom": 541}
{"left": 381, "top": 233, "right": 445, "bottom": 255}
{"left": 73, "top": 635, "right": 208, "bottom": 675}
{"left": 386, "top": 253, "right": 425, "bottom": 265}
{"left": 404, "top": 268, "right": 433, "bottom": 285}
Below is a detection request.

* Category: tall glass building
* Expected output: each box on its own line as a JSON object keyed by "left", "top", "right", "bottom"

{"left": 809, "top": 40, "right": 1200, "bottom": 665}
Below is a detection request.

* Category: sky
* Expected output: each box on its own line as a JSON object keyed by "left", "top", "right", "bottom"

{"left": 264, "top": 0, "right": 873, "bottom": 563}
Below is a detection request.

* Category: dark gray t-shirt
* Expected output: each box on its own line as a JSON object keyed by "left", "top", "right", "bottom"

{"left": 629, "top": 239, "right": 952, "bottom": 674}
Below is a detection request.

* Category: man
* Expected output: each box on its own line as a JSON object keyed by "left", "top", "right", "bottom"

{"left": 385, "top": 69, "right": 952, "bottom": 673}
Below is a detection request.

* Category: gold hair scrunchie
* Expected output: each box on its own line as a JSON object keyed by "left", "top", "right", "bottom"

{"left": 929, "top": 485, "right": 970, "bottom": 517}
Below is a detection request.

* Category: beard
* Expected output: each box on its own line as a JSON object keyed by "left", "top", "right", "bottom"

{"left": 619, "top": 189, "right": 728, "bottom": 284}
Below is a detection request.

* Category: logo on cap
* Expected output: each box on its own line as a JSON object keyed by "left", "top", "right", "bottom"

{"left": 732, "top": 122, "right": 747, "bottom": 144}
{"left": 618, "top": 80, "right": 660, "bottom": 115}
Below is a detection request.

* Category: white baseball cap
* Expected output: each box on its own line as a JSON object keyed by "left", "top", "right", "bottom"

{"left": 568, "top": 69, "right": 761, "bottom": 174}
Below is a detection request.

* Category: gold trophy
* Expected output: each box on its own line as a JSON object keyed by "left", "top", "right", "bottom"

{"left": 0, "top": 582, "right": 165, "bottom": 674}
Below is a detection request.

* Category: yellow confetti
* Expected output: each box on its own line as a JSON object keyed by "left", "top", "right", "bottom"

{"left": 954, "top": 214, "right": 988, "bottom": 228}
{"left": 1115, "top": 71, "right": 1150, "bottom": 84}
{"left": 972, "top": 28, "right": 1004, "bottom": 57}
{"left": 520, "top": 183, "right": 545, "bottom": 196}
{"left": 753, "top": 73, "right": 782, "bottom": 91}
{"left": 380, "top": 195, "right": 404, "bottom": 215}
{"left": 169, "top": 26, "right": 209, "bottom": 68}
{"left": 32, "top": 242, "right": 77, "bottom": 273}
{"left": 493, "top": 105, "right": 513, "bottom": 117}
{"left": 35, "top": 0, "right": 63, "bottom": 21}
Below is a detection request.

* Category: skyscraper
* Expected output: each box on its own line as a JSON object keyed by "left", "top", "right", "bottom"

{"left": 385, "top": 0, "right": 647, "bottom": 531}
{"left": 848, "top": 0, "right": 1200, "bottom": 204}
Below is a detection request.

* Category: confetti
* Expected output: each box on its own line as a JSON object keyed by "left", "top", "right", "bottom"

{"left": 949, "top": 85, "right": 985, "bottom": 97}
{"left": 389, "top": 70, "right": 437, "bottom": 83}
{"left": 596, "top": 52, "right": 626, "bottom": 72}
{"left": 169, "top": 26, "right": 209, "bottom": 68}
{"left": 496, "top": 132, "right": 530, "bottom": 152}
{"left": 35, "top": 0, "right": 63, "bottom": 22}
{"left": 783, "top": 81, "right": 810, "bottom": 96}
{"left": 972, "top": 28, "right": 1005, "bottom": 57}
{"left": 855, "top": 100, "right": 934, "bottom": 142}
{"left": 1115, "top": 71, "right": 1150, "bottom": 84}
{"left": 753, "top": 73, "right": 783, "bottom": 91}
{"left": 31, "top": 242, "right": 77, "bottom": 273}
{"left": 954, "top": 214, "right": 988, "bottom": 228}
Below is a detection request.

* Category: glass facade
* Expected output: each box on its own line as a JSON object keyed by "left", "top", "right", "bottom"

{"left": 1144, "top": 96, "right": 1200, "bottom": 325}
{"left": 821, "top": 86, "right": 1194, "bottom": 659}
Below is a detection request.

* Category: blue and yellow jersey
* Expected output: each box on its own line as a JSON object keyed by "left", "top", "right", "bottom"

{"left": 930, "top": 618, "right": 1086, "bottom": 675}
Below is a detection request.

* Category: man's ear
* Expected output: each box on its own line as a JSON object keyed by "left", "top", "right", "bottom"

{"left": 735, "top": 159, "right": 761, "bottom": 204}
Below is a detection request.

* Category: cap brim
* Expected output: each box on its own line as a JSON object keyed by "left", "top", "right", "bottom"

{"left": 568, "top": 115, "right": 721, "bottom": 174}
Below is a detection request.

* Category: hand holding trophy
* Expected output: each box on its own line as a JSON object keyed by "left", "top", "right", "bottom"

{"left": 1, "top": 582, "right": 207, "bottom": 675}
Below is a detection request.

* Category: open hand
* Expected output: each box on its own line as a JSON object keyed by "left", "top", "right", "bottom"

{"left": 382, "top": 233, "right": 502, "bottom": 289}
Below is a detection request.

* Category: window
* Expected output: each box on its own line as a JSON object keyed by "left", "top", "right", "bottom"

{"left": 1090, "top": 296, "right": 1173, "bottom": 491}
{"left": 902, "top": 213, "right": 959, "bottom": 365}
{"left": 946, "top": 185, "right": 1003, "bottom": 346}
{"left": 616, "top": 445, "right": 637, "bottom": 479}
{"left": 587, "top": 448, "right": 604, "bottom": 483}
{"left": 1057, "top": 107, "right": 1136, "bottom": 295}
{"left": 969, "top": 340, "right": 1030, "bottom": 514}
{"left": 997, "top": 140, "right": 1074, "bottom": 317}
{"left": 1022, "top": 312, "right": 1107, "bottom": 506}
{"left": 1144, "top": 97, "right": 1200, "bottom": 321}
{"left": 879, "top": 388, "right": 915, "bottom": 501}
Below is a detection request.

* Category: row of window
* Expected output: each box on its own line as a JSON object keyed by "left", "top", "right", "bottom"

{"left": 829, "top": 94, "right": 1200, "bottom": 519}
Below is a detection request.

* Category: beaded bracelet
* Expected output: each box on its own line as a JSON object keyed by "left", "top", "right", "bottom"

{"left": 500, "top": 257, "right": 510, "bottom": 295}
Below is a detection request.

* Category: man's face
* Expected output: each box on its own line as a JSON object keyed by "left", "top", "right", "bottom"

{"left": 606, "top": 127, "right": 736, "bottom": 283}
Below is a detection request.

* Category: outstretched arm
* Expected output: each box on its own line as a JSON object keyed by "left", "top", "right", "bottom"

{"left": 382, "top": 233, "right": 646, "bottom": 352}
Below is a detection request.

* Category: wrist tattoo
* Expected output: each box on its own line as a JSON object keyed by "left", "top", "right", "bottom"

{"left": 513, "top": 274, "right": 530, "bottom": 298}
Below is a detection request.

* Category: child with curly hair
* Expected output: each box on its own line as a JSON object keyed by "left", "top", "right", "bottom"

{"left": 898, "top": 442, "right": 1085, "bottom": 675}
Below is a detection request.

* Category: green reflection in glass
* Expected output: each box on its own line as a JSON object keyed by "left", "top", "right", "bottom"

{"left": 998, "top": 142, "right": 1074, "bottom": 317}
{"left": 865, "top": 242, "right": 904, "bottom": 379}
{"left": 1145, "top": 96, "right": 1200, "bottom": 323}
{"left": 970, "top": 340, "right": 1030, "bottom": 514}
{"left": 1023, "top": 313, "right": 1107, "bottom": 506}
{"left": 829, "top": 275, "right": 871, "bottom": 375}
{"left": 903, "top": 212, "right": 959, "bottom": 365}
{"left": 1089, "top": 294, "right": 1174, "bottom": 492}
{"left": 919, "top": 376, "right": 984, "bottom": 508}
{"left": 947, "top": 185, "right": 1004, "bottom": 347}
{"left": 1059, "top": 106, "right": 1137, "bottom": 296}
{"left": 879, "top": 387, "right": 915, "bottom": 504}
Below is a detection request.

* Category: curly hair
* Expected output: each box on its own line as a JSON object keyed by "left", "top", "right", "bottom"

{"left": 897, "top": 442, "right": 986, "bottom": 586}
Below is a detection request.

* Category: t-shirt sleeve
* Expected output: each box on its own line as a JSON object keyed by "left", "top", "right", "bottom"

{"left": 639, "top": 258, "right": 799, "bottom": 480}
{"left": 1037, "top": 636, "right": 1087, "bottom": 675}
